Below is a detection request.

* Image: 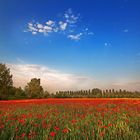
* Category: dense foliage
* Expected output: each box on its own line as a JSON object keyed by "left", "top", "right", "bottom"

{"left": 25, "top": 78, "right": 44, "bottom": 98}
{"left": 54, "top": 89, "right": 140, "bottom": 98}
{"left": 0, "top": 63, "right": 13, "bottom": 99}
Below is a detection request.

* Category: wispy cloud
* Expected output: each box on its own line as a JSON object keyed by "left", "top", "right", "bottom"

{"left": 6, "top": 61, "right": 140, "bottom": 92}
{"left": 64, "top": 8, "right": 79, "bottom": 24}
{"left": 123, "top": 29, "right": 129, "bottom": 33}
{"left": 104, "top": 42, "right": 111, "bottom": 47}
{"left": 46, "top": 20, "right": 55, "bottom": 26}
{"left": 59, "top": 21, "right": 67, "bottom": 31}
{"left": 112, "top": 81, "right": 140, "bottom": 91}
{"left": 8, "top": 63, "right": 96, "bottom": 92}
{"left": 25, "top": 9, "right": 93, "bottom": 41}
{"left": 67, "top": 33, "right": 83, "bottom": 41}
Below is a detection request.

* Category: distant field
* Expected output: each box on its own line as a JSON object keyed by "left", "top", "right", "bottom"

{"left": 0, "top": 98, "right": 140, "bottom": 140}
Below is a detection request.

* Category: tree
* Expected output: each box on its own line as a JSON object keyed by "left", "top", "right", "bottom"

{"left": 0, "top": 63, "right": 13, "bottom": 99}
{"left": 92, "top": 88, "right": 102, "bottom": 95}
{"left": 44, "top": 90, "right": 50, "bottom": 98}
{"left": 25, "top": 78, "right": 43, "bottom": 98}
{"left": 14, "top": 87, "right": 26, "bottom": 98}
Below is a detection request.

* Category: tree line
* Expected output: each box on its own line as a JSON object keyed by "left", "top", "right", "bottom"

{"left": 0, "top": 63, "right": 140, "bottom": 100}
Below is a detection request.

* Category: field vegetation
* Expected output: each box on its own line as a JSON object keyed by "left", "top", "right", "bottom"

{"left": 0, "top": 98, "right": 140, "bottom": 140}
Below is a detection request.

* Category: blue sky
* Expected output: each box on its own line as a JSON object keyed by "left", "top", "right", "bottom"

{"left": 0, "top": 0, "right": 140, "bottom": 91}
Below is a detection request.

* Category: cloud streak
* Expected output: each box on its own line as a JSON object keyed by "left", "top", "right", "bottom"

{"left": 8, "top": 63, "right": 96, "bottom": 92}
{"left": 112, "top": 81, "right": 140, "bottom": 91}
{"left": 6, "top": 62, "right": 140, "bottom": 92}
{"left": 67, "top": 33, "right": 83, "bottom": 41}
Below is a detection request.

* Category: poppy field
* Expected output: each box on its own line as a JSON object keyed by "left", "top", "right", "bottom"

{"left": 0, "top": 98, "right": 140, "bottom": 140}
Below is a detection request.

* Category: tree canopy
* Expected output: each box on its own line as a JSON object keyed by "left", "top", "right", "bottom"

{"left": 25, "top": 78, "right": 44, "bottom": 98}
{"left": 0, "top": 63, "right": 13, "bottom": 99}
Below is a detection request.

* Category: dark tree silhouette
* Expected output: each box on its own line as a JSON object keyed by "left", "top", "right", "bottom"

{"left": 25, "top": 78, "right": 43, "bottom": 98}
{"left": 0, "top": 63, "right": 13, "bottom": 99}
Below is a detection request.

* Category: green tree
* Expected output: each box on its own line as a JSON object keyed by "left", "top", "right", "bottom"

{"left": 15, "top": 87, "right": 26, "bottom": 98}
{"left": 44, "top": 90, "right": 50, "bottom": 98}
{"left": 92, "top": 88, "right": 102, "bottom": 96}
{"left": 25, "top": 78, "right": 43, "bottom": 98}
{"left": 0, "top": 63, "right": 13, "bottom": 99}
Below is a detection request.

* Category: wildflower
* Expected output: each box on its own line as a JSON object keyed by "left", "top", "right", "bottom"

{"left": 37, "top": 114, "right": 42, "bottom": 119}
{"left": 125, "top": 119, "right": 129, "bottom": 124}
{"left": 15, "top": 135, "right": 19, "bottom": 139}
{"left": 50, "top": 131, "right": 56, "bottom": 137}
{"left": 21, "top": 133, "right": 26, "bottom": 138}
{"left": 28, "top": 135, "right": 31, "bottom": 139}
{"left": 100, "top": 131, "right": 105, "bottom": 137}
{"left": 43, "top": 123, "right": 47, "bottom": 128}
{"left": 103, "top": 125, "right": 108, "bottom": 129}
{"left": 71, "top": 119, "right": 77, "bottom": 124}
{"left": 62, "top": 128, "right": 69, "bottom": 134}
{"left": 54, "top": 126, "right": 59, "bottom": 131}
{"left": 98, "top": 120, "right": 102, "bottom": 125}
{"left": 108, "top": 123, "right": 112, "bottom": 127}
{"left": 0, "top": 124, "right": 4, "bottom": 129}
{"left": 19, "top": 119, "right": 25, "bottom": 123}
{"left": 28, "top": 133, "right": 32, "bottom": 139}
{"left": 15, "top": 127, "right": 18, "bottom": 132}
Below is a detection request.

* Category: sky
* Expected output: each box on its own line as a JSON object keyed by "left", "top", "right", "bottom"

{"left": 0, "top": 0, "right": 140, "bottom": 92}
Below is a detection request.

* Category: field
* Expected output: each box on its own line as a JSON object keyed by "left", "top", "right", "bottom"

{"left": 0, "top": 98, "right": 140, "bottom": 140}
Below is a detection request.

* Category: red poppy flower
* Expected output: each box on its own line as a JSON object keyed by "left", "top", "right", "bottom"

{"left": 50, "top": 131, "right": 56, "bottom": 137}
{"left": 54, "top": 126, "right": 59, "bottom": 131}
{"left": 62, "top": 128, "right": 69, "bottom": 134}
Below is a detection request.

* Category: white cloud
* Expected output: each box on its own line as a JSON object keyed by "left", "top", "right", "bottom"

{"left": 28, "top": 23, "right": 33, "bottom": 26}
{"left": 32, "top": 32, "right": 37, "bottom": 35}
{"left": 7, "top": 63, "right": 96, "bottom": 92}
{"left": 53, "top": 27, "right": 59, "bottom": 33}
{"left": 59, "top": 22, "right": 67, "bottom": 31}
{"left": 104, "top": 43, "right": 108, "bottom": 46}
{"left": 44, "top": 26, "right": 52, "bottom": 32}
{"left": 37, "top": 23, "right": 43, "bottom": 29}
{"left": 64, "top": 13, "right": 69, "bottom": 19}
{"left": 38, "top": 29, "right": 44, "bottom": 33}
{"left": 64, "top": 8, "right": 79, "bottom": 24}
{"left": 28, "top": 24, "right": 38, "bottom": 32}
{"left": 67, "top": 33, "right": 83, "bottom": 41}
{"left": 104, "top": 42, "right": 111, "bottom": 47}
{"left": 25, "top": 8, "right": 93, "bottom": 41}
{"left": 88, "top": 32, "right": 94, "bottom": 35}
{"left": 46, "top": 20, "right": 55, "bottom": 26}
